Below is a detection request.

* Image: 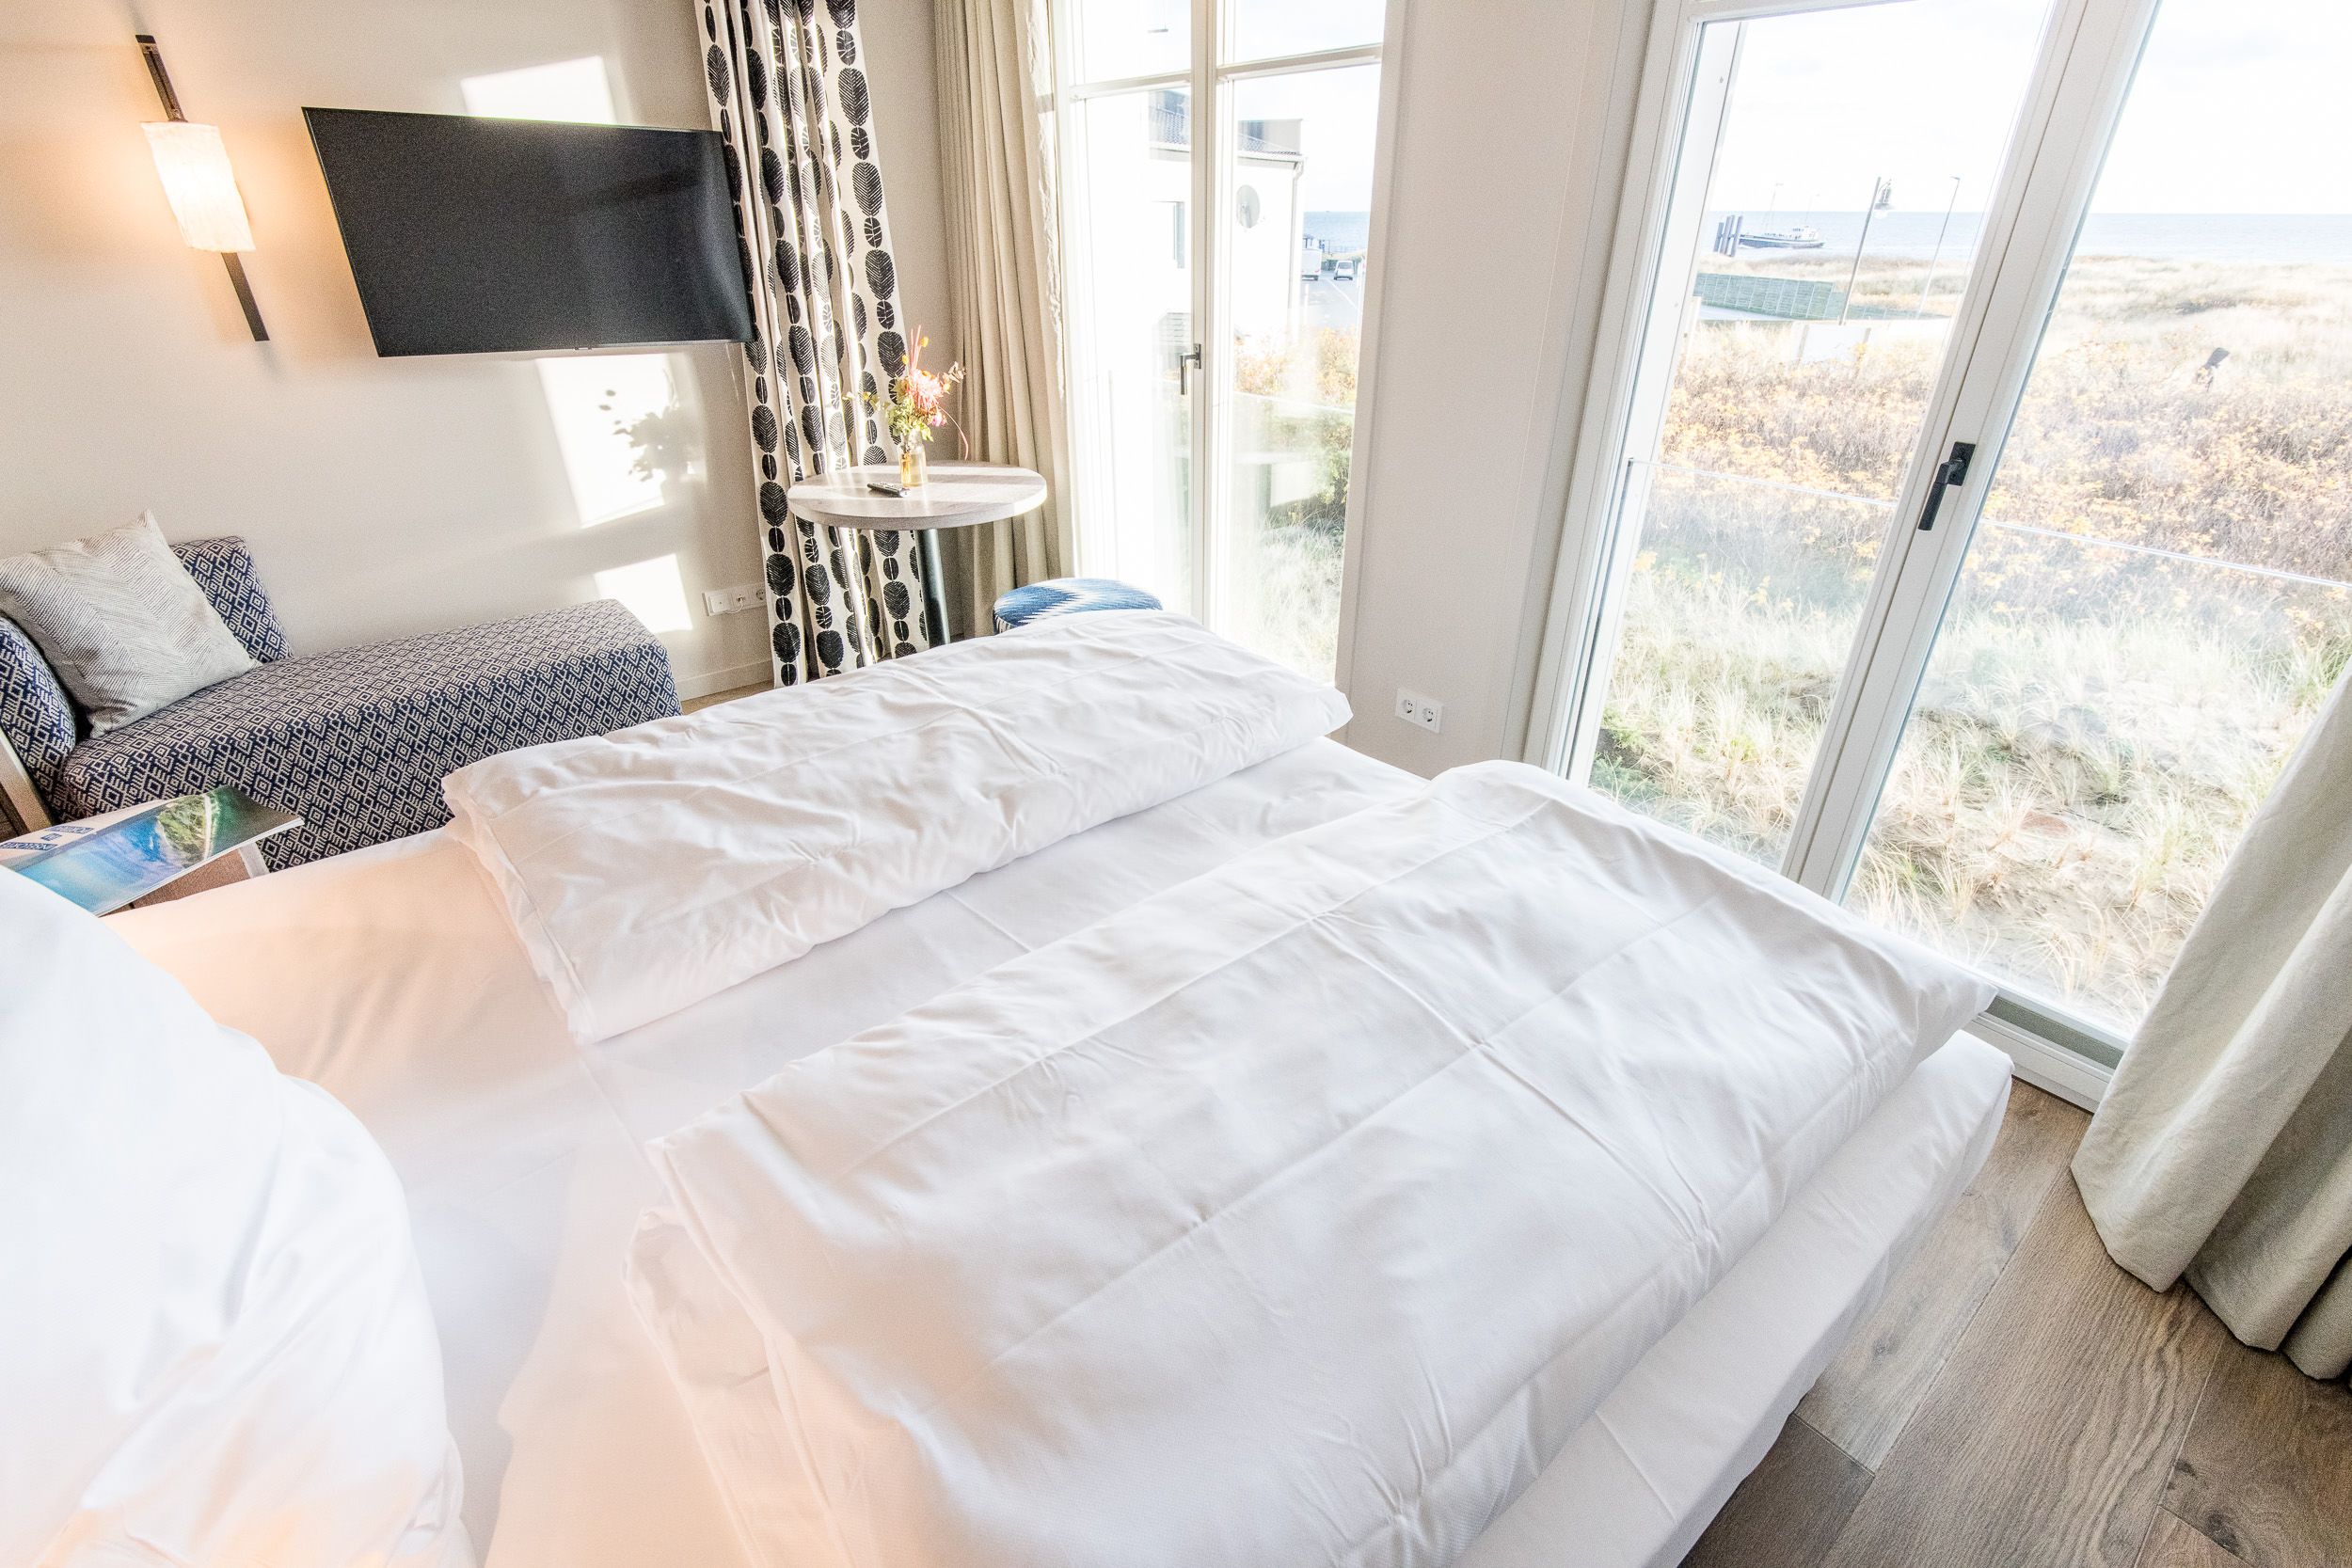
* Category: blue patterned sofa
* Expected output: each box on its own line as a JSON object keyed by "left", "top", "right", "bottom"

{"left": 0, "top": 537, "right": 680, "bottom": 867}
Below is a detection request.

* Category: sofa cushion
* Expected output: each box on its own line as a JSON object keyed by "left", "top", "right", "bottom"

{"left": 173, "top": 535, "right": 289, "bottom": 664}
{"left": 0, "top": 535, "right": 286, "bottom": 831}
{"left": 0, "top": 614, "right": 76, "bottom": 814}
{"left": 0, "top": 514, "right": 256, "bottom": 735}
{"left": 55, "top": 599, "right": 678, "bottom": 867}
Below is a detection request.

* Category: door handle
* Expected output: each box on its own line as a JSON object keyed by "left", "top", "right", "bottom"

{"left": 1178, "top": 341, "right": 1203, "bottom": 396}
{"left": 1915, "top": 441, "right": 1976, "bottom": 531}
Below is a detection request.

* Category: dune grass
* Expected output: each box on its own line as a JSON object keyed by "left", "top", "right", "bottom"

{"left": 1245, "top": 252, "right": 2352, "bottom": 1026}
{"left": 1597, "top": 253, "right": 2352, "bottom": 1027}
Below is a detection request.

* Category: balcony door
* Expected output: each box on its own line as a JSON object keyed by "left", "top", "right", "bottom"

{"left": 1543, "top": 0, "right": 2352, "bottom": 1063}
{"left": 1056, "top": 0, "right": 1389, "bottom": 681}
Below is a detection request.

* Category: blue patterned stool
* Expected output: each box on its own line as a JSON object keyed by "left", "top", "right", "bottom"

{"left": 993, "top": 578, "right": 1164, "bottom": 633}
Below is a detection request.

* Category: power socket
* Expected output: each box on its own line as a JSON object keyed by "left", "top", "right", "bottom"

{"left": 702, "top": 583, "right": 766, "bottom": 617}
{"left": 1393, "top": 689, "right": 1443, "bottom": 734}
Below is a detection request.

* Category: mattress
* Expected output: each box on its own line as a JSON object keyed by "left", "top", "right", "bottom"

{"left": 108, "top": 739, "right": 2010, "bottom": 1568}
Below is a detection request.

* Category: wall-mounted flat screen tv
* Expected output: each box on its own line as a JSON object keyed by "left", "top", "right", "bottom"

{"left": 304, "top": 107, "right": 753, "bottom": 357}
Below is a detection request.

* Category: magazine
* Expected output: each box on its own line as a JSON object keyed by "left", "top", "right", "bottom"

{"left": 3, "top": 787, "right": 301, "bottom": 914}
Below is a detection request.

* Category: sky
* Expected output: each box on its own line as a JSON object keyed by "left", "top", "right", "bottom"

{"left": 1065, "top": 0, "right": 2350, "bottom": 221}
{"left": 1068, "top": 0, "right": 1384, "bottom": 213}
{"left": 1238, "top": 66, "right": 1381, "bottom": 213}
{"left": 1708, "top": 0, "right": 2352, "bottom": 215}
{"left": 1069, "top": 0, "right": 1380, "bottom": 79}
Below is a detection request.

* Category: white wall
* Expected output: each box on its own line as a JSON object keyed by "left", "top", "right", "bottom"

{"left": 863, "top": 0, "right": 958, "bottom": 372}
{"left": 1337, "top": 0, "right": 1646, "bottom": 775}
{"left": 0, "top": 0, "right": 953, "bottom": 696}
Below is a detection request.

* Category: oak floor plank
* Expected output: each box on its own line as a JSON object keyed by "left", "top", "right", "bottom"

{"left": 2162, "top": 1332, "right": 2352, "bottom": 1568}
{"left": 1797, "top": 1079, "right": 2088, "bottom": 1467}
{"left": 1819, "top": 1179, "right": 2228, "bottom": 1568}
{"left": 2136, "top": 1510, "right": 2250, "bottom": 1568}
{"left": 681, "top": 680, "right": 771, "bottom": 714}
{"left": 1681, "top": 1415, "right": 1872, "bottom": 1568}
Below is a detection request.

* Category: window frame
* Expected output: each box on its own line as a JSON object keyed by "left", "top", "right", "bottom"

{"left": 1048, "top": 0, "right": 1407, "bottom": 680}
{"left": 1518, "top": 0, "right": 2175, "bottom": 1091}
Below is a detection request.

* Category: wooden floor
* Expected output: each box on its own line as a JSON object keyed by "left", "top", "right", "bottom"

{"left": 681, "top": 680, "right": 771, "bottom": 714}
{"left": 1684, "top": 1083, "right": 2352, "bottom": 1568}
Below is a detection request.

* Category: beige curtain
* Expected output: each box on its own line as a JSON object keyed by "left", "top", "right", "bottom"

{"left": 934, "top": 0, "right": 1075, "bottom": 637}
{"left": 2074, "top": 665, "right": 2352, "bottom": 1383}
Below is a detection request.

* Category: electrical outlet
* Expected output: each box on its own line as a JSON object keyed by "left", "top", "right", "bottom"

{"left": 703, "top": 583, "right": 766, "bottom": 617}
{"left": 1394, "top": 689, "right": 1442, "bottom": 734}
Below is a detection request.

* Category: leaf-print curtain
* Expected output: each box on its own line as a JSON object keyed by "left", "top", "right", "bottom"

{"left": 703, "top": 0, "right": 931, "bottom": 684}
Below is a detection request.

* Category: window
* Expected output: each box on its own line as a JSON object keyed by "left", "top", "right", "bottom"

{"left": 1056, "top": 0, "right": 1387, "bottom": 681}
{"left": 1541, "top": 0, "right": 2352, "bottom": 1060}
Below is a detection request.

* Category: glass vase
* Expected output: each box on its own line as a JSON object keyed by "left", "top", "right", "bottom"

{"left": 898, "top": 444, "right": 929, "bottom": 488}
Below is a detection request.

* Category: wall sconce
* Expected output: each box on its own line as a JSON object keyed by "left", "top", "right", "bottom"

{"left": 136, "top": 34, "right": 268, "bottom": 341}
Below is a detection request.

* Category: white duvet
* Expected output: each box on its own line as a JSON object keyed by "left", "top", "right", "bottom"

{"left": 633, "top": 761, "right": 1994, "bottom": 1568}
{"left": 443, "top": 612, "right": 1349, "bottom": 1040}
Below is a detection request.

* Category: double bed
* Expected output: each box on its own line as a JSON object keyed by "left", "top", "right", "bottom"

{"left": 95, "top": 616, "right": 2010, "bottom": 1567}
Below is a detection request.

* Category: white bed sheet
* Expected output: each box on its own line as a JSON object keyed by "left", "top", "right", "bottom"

{"left": 109, "top": 740, "right": 2009, "bottom": 1568}
{"left": 635, "top": 761, "right": 1993, "bottom": 1568}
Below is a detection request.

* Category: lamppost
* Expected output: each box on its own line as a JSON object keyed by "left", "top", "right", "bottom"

{"left": 1838, "top": 176, "right": 1893, "bottom": 326}
{"left": 1916, "top": 174, "right": 1963, "bottom": 317}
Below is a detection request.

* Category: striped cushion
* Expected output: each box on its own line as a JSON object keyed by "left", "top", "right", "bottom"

{"left": 993, "top": 578, "right": 1165, "bottom": 632}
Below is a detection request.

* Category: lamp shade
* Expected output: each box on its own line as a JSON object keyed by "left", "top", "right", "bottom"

{"left": 142, "top": 120, "right": 254, "bottom": 252}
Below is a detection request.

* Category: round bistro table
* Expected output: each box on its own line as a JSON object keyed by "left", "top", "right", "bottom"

{"left": 786, "top": 463, "right": 1049, "bottom": 648}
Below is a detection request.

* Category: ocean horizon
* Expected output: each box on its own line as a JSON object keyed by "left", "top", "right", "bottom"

{"left": 1705, "top": 211, "right": 2352, "bottom": 266}
{"left": 1304, "top": 210, "right": 1372, "bottom": 256}
{"left": 1307, "top": 209, "right": 2352, "bottom": 266}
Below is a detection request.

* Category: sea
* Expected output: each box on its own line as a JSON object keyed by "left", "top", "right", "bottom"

{"left": 1304, "top": 209, "right": 2352, "bottom": 266}
{"left": 1708, "top": 211, "right": 2352, "bottom": 266}
{"left": 1304, "top": 210, "right": 1373, "bottom": 257}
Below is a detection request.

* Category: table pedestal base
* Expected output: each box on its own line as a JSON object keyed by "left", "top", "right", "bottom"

{"left": 916, "top": 526, "right": 950, "bottom": 648}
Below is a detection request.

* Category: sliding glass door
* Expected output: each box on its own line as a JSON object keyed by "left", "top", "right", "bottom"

{"left": 1569, "top": 0, "right": 2057, "bottom": 866}
{"left": 1840, "top": 0, "right": 2352, "bottom": 1035}
{"left": 1062, "top": 85, "right": 1198, "bottom": 606}
{"left": 1057, "top": 0, "right": 1387, "bottom": 681}
{"left": 1549, "top": 0, "right": 2352, "bottom": 1057}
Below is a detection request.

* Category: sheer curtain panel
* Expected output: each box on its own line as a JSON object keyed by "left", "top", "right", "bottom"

{"left": 2074, "top": 666, "right": 2352, "bottom": 1383}
{"left": 934, "top": 0, "right": 1074, "bottom": 636}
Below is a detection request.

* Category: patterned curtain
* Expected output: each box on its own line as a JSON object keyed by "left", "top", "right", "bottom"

{"left": 702, "top": 0, "right": 932, "bottom": 684}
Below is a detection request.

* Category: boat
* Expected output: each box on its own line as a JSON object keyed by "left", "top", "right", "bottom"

{"left": 1738, "top": 223, "right": 1825, "bottom": 250}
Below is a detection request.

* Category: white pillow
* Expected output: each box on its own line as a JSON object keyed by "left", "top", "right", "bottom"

{"left": 443, "top": 610, "right": 1352, "bottom": 1041}
{"left": 0, "top": 871, "right": 470, "bottom": 1568}
{"left": 0, "top": 512, "right": 256, "bottom": 734}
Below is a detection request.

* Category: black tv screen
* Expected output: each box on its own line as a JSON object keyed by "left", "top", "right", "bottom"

{"left": 304, "top": 107, "right": 753, "bottom": 357}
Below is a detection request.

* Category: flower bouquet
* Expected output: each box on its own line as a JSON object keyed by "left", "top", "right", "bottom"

{"left": 873, "top": 328, "right": 965, "bottom": 487}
